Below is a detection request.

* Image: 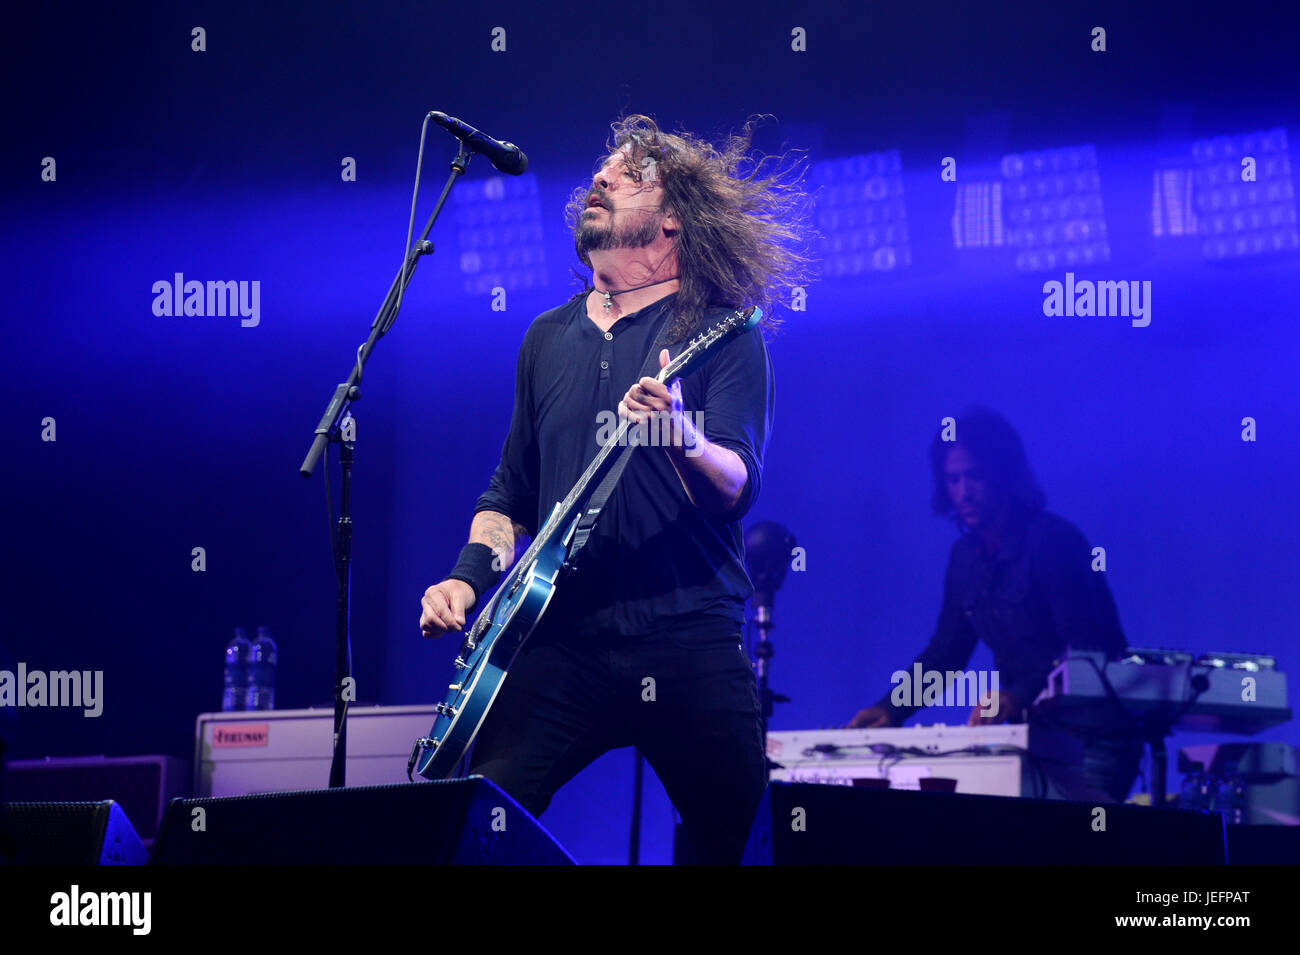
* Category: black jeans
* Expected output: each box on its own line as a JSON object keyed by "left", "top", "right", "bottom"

{"left": 1082, "top": 735, "right": 1145, "bottom": 802}
{"left": 468, "top": 617, "right": 768, "bottom": 864}
{"left": 1030, "top": 716, "right": 1146, "bottom": 803}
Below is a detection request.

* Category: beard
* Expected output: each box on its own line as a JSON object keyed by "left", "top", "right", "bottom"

{"left": 574, "top": 206, "right": 663, "bottom": 261}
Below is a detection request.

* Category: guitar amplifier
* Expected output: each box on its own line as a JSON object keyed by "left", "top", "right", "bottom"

{"left": 5, "top": 755, "right": 188, "bottom": 844}
{"left": 195, "top": 705, "right": 436, "bottom": 797}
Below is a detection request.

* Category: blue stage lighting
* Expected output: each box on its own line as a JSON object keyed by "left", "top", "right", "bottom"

{"left": 999, "top": 144, "right": 1109, "bottom": 272}
{"left": 952, "top": 180, "right": 1006, "bottom": 249}
{"left": 451, "top": 174, "right": 549, "bottom": 296}
{"left": 811, "top": 151, "right": 912, "bottom": 278}
{"left": 1191, "top": 128, "right": 1298, "bottom": 260}
{"left": 1151, "top": 167, "right": 1198, "bottom": 237}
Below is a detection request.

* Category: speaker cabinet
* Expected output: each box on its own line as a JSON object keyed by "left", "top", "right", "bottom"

{"left": 151, "top": 776, "right": 574, "bottom": 864}
{"left": 6, "top": 755, "right": 187, "bottom": 845}
{"left": 743, "top": 781, "right": 1227, "bottom": 865}
{"left": 2, "top": 800, "right": 148, "bottom": 865}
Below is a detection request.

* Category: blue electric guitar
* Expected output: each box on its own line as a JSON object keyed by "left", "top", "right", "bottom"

{"left": 409, "top": 305, "right": 762, "bottom": 780}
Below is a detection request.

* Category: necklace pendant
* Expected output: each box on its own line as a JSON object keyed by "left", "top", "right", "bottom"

{"left": 602, "top": 290, "right": 613, "bottom": 312}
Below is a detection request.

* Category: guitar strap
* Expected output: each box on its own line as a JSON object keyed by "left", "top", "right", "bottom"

{"left": 565, "top": 305, "right": 691, "bottom": 568}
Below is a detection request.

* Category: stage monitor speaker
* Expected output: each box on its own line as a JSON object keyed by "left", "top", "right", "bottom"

{"left": 743, "top": 781, "right": 1227, "bottom": 865}
{"left": 1224, "top": 823, "right": 1300, "bottom": 864}
{"left": 1, "top": 800, "right": 149, "bottom": 865}
{"left": 150, "top": 776, "right": 574, "bottom": 865}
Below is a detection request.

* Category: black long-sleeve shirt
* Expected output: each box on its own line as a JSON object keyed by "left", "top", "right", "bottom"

{"left": 474, "top": 291, "right": 774, "bottom": 640}
{"left": 878, "top": 509, "right": 1126, "bottom": 720}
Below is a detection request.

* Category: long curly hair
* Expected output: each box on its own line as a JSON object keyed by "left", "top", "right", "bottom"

{"left": 928, "top": 406, "right": 1047, "bottom": 524}
{"left": 563, "top": 113, "right": 817, "bottom": 343}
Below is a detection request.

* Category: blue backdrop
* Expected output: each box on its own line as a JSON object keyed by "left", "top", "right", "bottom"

{"left": 4, "top": 0, "right": 1298, "bottom": 863}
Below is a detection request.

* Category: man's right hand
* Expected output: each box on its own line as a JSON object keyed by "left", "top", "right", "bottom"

{"left": 846, "top": 705, "right": 895, "bottom": 729}
{"left": 420, "top": 579, "right": 477, "bottom": 638}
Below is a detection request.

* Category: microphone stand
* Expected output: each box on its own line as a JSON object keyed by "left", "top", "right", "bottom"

{"left": 753, "top": 606, "right": 775, "bottom": 741}
{"left": 628, "top": 751, "right": 644, "bottom": 865}
{"left": 751, "top": 605, "right": 790, "bottom": 779}
{"left": 300, "top": 141, "right": 475, "bottom": 789}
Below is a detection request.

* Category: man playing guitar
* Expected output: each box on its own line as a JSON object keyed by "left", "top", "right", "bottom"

{"left": 419, "top": 114, "right": 811, "bottom": 863}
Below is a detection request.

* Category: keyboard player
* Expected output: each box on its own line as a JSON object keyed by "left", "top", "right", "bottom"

{"left": 848, "top": 407, "right": 1143, "bottom": 802}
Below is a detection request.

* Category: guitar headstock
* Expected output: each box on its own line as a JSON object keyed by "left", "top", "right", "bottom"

{"left": 661, "top": 306, "right": 762, "bottom": 381}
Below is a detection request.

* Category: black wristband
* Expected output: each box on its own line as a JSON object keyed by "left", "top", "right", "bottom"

{"left": 447, "top": 542, "right": 503, "bottom": 603}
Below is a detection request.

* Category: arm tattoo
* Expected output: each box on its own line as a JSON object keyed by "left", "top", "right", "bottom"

{"left": 470, "top": 511, "right": 530, "bottom": 571}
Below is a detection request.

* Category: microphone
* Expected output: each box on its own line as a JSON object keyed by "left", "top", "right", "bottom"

{"left": 745, "top": 520, "right": 796, "bottom": 630}
{"left": 429, "top": 111, "right": 528, "bottom": 176}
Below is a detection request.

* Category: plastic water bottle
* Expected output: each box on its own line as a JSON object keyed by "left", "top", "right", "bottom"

{"left": 1179, "top": 770, "right": 1211, "bottom": 811}
{"left": 245, "top": 625, "right": 278, "bottom": 711}
{"left": 222, "top": 627, "right": 252, "bottom": 712}
{"left": 1214, "top": 763, "right": 1247, "bottom": 825}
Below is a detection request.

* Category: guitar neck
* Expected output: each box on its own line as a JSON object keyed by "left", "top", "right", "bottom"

{"left": 522, "top": 401, "right": 643, "bottom": 564}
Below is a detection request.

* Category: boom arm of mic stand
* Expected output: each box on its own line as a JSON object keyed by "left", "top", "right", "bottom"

{"left": 300, "top": 143, "right": 472, "bottom": 477}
